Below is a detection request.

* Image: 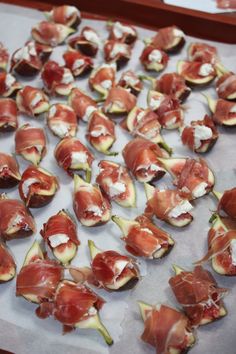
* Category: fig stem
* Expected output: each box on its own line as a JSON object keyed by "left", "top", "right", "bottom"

{"left": 209, "top": 213, "right": 219, "bottom": 224}
{"left": 138, "top": 74, "right": 156, "bottom": 87}
{"left": 138, "top": 301, "right": 152, "bottom": 321}
{"left": 85, "top": 169, "right": 92, "bottom": 183}
{"left": 212, "top": 190, "right": 223, "bottom": 201}
{"left": 158, "top": 141, "right": 173, "bottom": 156}
{"left": 172, "top": 264, "right": 184, "bottom": 275}
{"left": 143, "top": 38, "right": 151, "bottom": 45}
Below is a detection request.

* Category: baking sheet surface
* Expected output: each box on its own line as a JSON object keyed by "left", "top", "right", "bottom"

{"left": 0, "top": 3, "right": 236, "bottom": 354}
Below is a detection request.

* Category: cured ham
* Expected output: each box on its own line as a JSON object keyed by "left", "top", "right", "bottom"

{"left": 103, "top": 40, "right": 131, "bottom": 69}
{"left": 0, "top": 243, "right": 16, "bottom": 282}
{"left": 16, "top": 241, "right": 63, "bottom": 303}
{"left": 73, "top": 175, "right": 111, "bottom": 227}
{"left": 139, "top": 302, "right": 195, "bottom": 354}
{"left": 68, "top": 88, "right": 97, "bottom": 122}
{"left": 41, "top": 60, "right": 74, "bottom": 96}
{"left": 16, "top": 86, "right": 49, "bottom": 117}
{"left": 63, "top": 50, "right": 93, "bottom": 77}
{"left": 212, "top": 98, "right": 236, "bottom": 125}
{"left": 0, "top": 42, "right": 9, "bottom": 71}
{"left": 217, "top": 187, "right": 236, "bottom": 219}
{"left": 54, "top": 137, "right": 94, "bottom": 179}
{"left": 15, "top": 124, "right": 47, "bottom": 165}
{"left": 169, "top": 265, "right": 227, "bottom": 326}
{"left": 217, "top": 0, "right": 236, "bottom": 9}
{"left": 112, "top": 214, "right": 174, "bottom": 259}
{"left": 68, "top": 26, "right": 101, "bottom": 57}
{"left": 181, "top": 115, "right": 218, "bottom": 153}
{"left": 18, "top": 165, "right": 59, "bottom": 208}
{"left": 96, "top": 160, "right": 136, "bottom": 207}
{"left": 216, "top": 72, "right": 236, "bottom": 100}
{"left": 0, "top": 194, "right": 35, "bottom": 241}
{"left": 140, "top": 45, "right": 169, "bottom": 72}
{"left": 118, "top": 70, "right": 143, "bottom": 96}
{"left": 45, "top": 5, "right": 81, "bottom": 28}
{"left": 47, "top": 104, "right": 77, "bottom": 139}
{"left": 0, "top": 72, "right": 21, "bottom": 97}
{"left": 86, "top": 110, "right": 117, "bottom": 155}
{"left": 147, "top": 90, "right": 184, "bottom": 129}
{"left": 31, "top": 21, "right": 74, "bottom": 46}
{"left": 188, "top": 42, "right": 218, "bottom": 64}
{"left": 40, "top": 210, "right": 80, "bottom": 264}
{"left": 89, "top": 63, "right": 116, "bottom": 99}
{"left": 146, "top": 26, "right": 185, "bottom": 53}
{"left": 88, "top": 240, "right": 140, "bottom": 291}
{"left": 144, "top": 184, "right": 193, "bottom": 227}
{"left": 0, "top": 98, "right": 18, "bottom": 132}
{"left": 103, "top": 87, "right": 137, "bottom": 114}
{"left": 0, "top": 152, "right": 21, "bottom": 188}
{"left": 122, "top": 137, "right": 167, "bottom": 183}
{"left": 107, "top": 21, "right": 137, "bottom": 45}
{"left": 177, "top": 60, "right": 216, "bottom": 86}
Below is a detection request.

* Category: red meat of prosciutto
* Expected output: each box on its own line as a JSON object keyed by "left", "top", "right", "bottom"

{"left": 10, "top": 41, "right": 42, "bottom": 76}
{"left": 89, "top": 63, "right": 116, "bottom": 97}
{"left": 103, "top": 87, "right": 137, "bottom": 114}
{"left": 103, "top": 40, "right": 131, "bottom": 68}
{"left": 68, "top": 88, "right": 97, "bottom": 122}
{"left": 46, "top": 5, "right": 81, "bottom": 28}
{"left": 216, "top": 72, "right": 236, "bottom": 100}
{"left": 0, "top": 98, "right": 18, "bottom": 131}
{"left": 0, "top": 72, "right": 21, "bottom": 97}
{"left": 148, "top": 26, "right": 185, "bottom": 52}
{"left": 122, "top": 137, "right": 167, "bottom": 182}
{"left": 140, "top": 45, "right": 169, "bottom": 72}
{"left": 31, "top": 21, "right": 74, "bottom": 46}
{"left": 108, "top": 21, "right": 137, "bottom": 45}
{"left": 178, "top": 61, "right": 216, "bottom": 82}
{"left": 0, "top": 42, "right": 9, "bottom": 70}
{"left": 169, "top": 266, "right": 227, "bottom": 326}
{"left": 213, "top": 99, "right": 236, "bottom": 125}
{"left": 118, "top": 70, "right": 143, "bottom": 96}
{"left": 16, "top": 86, "right": 49, "bottom": 117}
{"left": 0, "top": 243, "right": 16, "bottom": 282}
{"left": 0, "top": 152, "right": 21, "bottom": 188}
{"left": 154, "top": 72, "right": 191, "bottom": 102}
{"left": 217, "top": 187, "right": 236, "bottom": 219}
{"left": 141, "top": 304, "right": 194, "bottom": 354}
{"left": 68, "top": 26, "right": 100, "bottom": 57}
{"left": 0, "top": 195, "right": 35, "bottom": 241}
{"left": 217, "top": 0, "right": 236, "bottom": 9}
{"left": 63, "top": 50, "right": 93, "bottom": 77}
{"left": 47, "top": 104, "right": 77, "bottom": 139}
{"left": 188, "top": 42, "right": 218, "bottom": 64}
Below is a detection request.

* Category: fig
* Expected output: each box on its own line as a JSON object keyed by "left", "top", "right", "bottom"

{"left": 16, "top": 86, "right": 49, "bottom": 117}
{"left": 177, "top": 60, "right": 216, "bottom": 86}
{"left": 103, "top": 87, "right": 137, "bottom": 114}
{"left": 63, "top": 50, "right": 93, "bottom": 77}
{"left": 0, "top": 72, "right": 22, "bottom": 97}
{"left": 68, "top": 87, "right": 97, "bottom": 122}
{"left": 31, "top": 21, "right": 75, "bottom": 46}
{"left": 0, "top": 243, "right": 16, "bottom": 282}
{"left": 118, "top": 70, "right": 143, "bottom": 96}
{"left": 89, "top": 63, "right": 116, "bottom": 99}
{"left": 0, "top": 152, "right": 21, "bottom": 188}
{"left": 216, "top": 72, "right": 236, "bottom": 101}
{"left": 10, "top": 42, "right": 42, "bottom": 76}
{"left": 205, "top": 95, "right": 236, "bottom": 126}
{"left": 107, "top": 21, "right": 137, "bottom": 45}
{"left": 0, "top": 98, "right": 18, "bottom": 132}
{"left": 44, "top": 5, "right": 81, "bottom": 29}
{"left": 47, "top": 103, "right": 77, "bottom": 139}
{"left": 213, "top": 187, "right": 236, "bottom": 219}
{"left": 144, "top": 25, "right": 185, "bottom": 53}
{"left": 140, "top": 45, "right": 169, "bottom": 72}
{"left": 104, "top": 40, "right": 131, "bottom": 69}
{"left": 68, "top": 26, "right": 101, "bottom": 57}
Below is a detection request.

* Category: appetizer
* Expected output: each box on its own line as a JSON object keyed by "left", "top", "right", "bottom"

{"left": 0, "top": 72, "right": 21, "bottom": 97}
{"left": 177, "top": 60, "right": 216, "bottom": 86}
{"left": 47, "top": 103, "right": 77, "bottom": 139}
{"left": 140, "top": 45, "right": 169, "bottom": 72}
{"left": 103, "top": 87, "right": 137, "bottom": 114}
{"left": 11, "top": 41, "right": 43, "bottom": 76}
{"left": 107, "top": 21, "right": 137, "bottom": 45}
{"left": 44, "top": 5, "right": 81, "bottom": 29}
{"left": 0, "top": 243, "right": 16, "bottom": 282}
{"left": 63, "top": 50, "right": 93, "bottom": 77}
{"left": 89, "top": 63, "right": 116, "bottom": 99}
{"left": 216, "top": 72, "right": 236, "bottom": 100}
{"left": 0, "top": 42, "right": 9, "bottom": 71}
{"left": 31, "top": 21, "right": 74, "bottom": 46}
{"left": 68, "top": 26, "right": 101, "bottom": 56}
{"left": 145, "top": 25, "right": 185, "bottom": 53}
{"left": 104, "top": 40, "right": 131, "bottom": 69}
{"left": 0, "top": 98, "right": 18, "bottom": 132}
{"left": 16, "top": 86, "right": 49, "bottom": 117}
{"left": 214, "top": 187, "right": 236, "bottom": 219}
{"left": 188, "top": 42, "right": 219, "bottom": 64}
{"left": 68, "top": 87, "right": 97, "bottom": 122}
{"left": 0, "top": 152, "right": 21, "bottom": 188}
{"left": 205, "top": 95, "right": 236, "bottom": 126}
{"left": 118, "top": 70, "right": 143, "bottom": 96}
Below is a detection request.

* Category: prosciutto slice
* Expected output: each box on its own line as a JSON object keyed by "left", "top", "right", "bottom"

{"left": 31, "top": 21, "right": 74, "bottom": 46}
{"left": 0, "top": 195, "right": 35, "bottom": 241}
{"left": 140, "top": 45, "right": 169, "bottom": 72}
{"left": 178, "top": 61, "right": 216, "bottom": 83}
{"left": 107, "top": 21, "right": 137, "bottom": 45}
{"left": 154, "top": 72, "right": 191, "bottom": 102}
{"left": 0, "top": 42, "right": 9, "bottom": 71}
{"left": 89, "top": 63, "right": 116, "bottom": 98}
{"left": 218, "top": 188, "right": 236, "bottom": 219}
{"left": 213, "top": 99, "right": 236, "bottom": 125}
{"left": 188, "top": 42, "right": 218, "bottom": 64}
{"left": 103, "top": 40, "right": 131, "bottom": 68}
{"left": 63, "top": 50, "right": 93, "bottom": 77}
{"left": 169, "top": 266, "right": 227, "bottom": 326}
{"left": 103, "top": 87, "right": 137, "bottom": 114}
{"left": 216, "top": 72, "right": 236, "bottom": 100}
{"left": 0, "top": 152, "right": 21, "bottom": 188}
{"left": 0, "top": 98, "right": 18, "bottom": 131}
{"left": 148, "top": 26, "right": 185, "bottom": 52}
{"left": 68, "top": 88, "right": 97, "bottom": 121}
{"left": 16, "top": 86, "right": 49, "bottom": 117}
{"left": 118, "top": 70, "right": 143, "bottom": 96}
{"left": 47, "top": 104, "right": 77, "bottom": 139}
{"left": 122, "top": 137, "right": 167, "bottom": 182}
{"left": 10, "top": 41, "right": 42, "bottom": 76}
{"left": 0, "top": 243, "right": 16, "bottom": 282}
{"left": 0, "top": 72, "right": 21, "bottom": 97}
{"left": 68, "top": 26, "right": 101, "bottom": 57}
{"left": 46, "top": 5, "right": 81, "bottom": 28}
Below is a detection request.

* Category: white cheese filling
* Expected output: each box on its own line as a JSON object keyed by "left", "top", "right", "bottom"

{"left": 100, "top": 79, "right": 112, "bottom": 90}
{"left": 72, "top": 58, "right": 85, "bottom": 71}
{"left": 90, "top": 125, "right": 108, "bottom": 137}
{"left": 136, "top": 110, "right": 146, "bottom": 122}
{"left": 123, "top": 73, "right": 139, "bottom": 86}
{"left": 30, "top": 92, "right": 42, "bottom": 107}
{"left": 192, "top": 182, "right": 208, "bottom": 198}
{"left": 173, "top": 28, "right": 184, "bottom": 37}
{"left": 61, "top": 69, "right": 74, "bottom": 84}
{"left": 22, "top": 178, "right": 39, "bottom": 197}
{"left": 14, "top": 47, "right": 30, "bottom": 61}
{"left": 82, "top": 105, "right": 96, "bottom": 122}
{"left": 65, "top": 5, "right": 80, "bottom": 18}
{"left": 149, "top": 96, "right": 163, "bottom": 110}
{"left": 165, "top": 117, "right": 177, "bottom": 127}
{"left": 87, "top": 205, "right": 103, "bottom": 217}
{"left": 141, "top": 228, "right": 153, "bottom": 235}
{"left": 231, "top": 239, "right": 236, "bottom": 265}
{"left": 110, "top": 43, "right": 128, "bottom": 59}
{"left": 27, "top": 42, "right": 37, "bottom": 56}
{"left": 113, "top": 21, "right": 135, "bottom": 39}
{"left": 115, "top": 260, "right": 129, "bottom": 274}
{"left": 51, "top": 123, "right": 69, "bottom": 137}
{"left": 71, "top": 151, "right": 87, "bottom": 166}
{"left": 88, "top": 307, "right": 97, "bottom": 316}
{"left": 194, "top": 125, "right": 213, "bottom": 149}
{"left": 109, "top": 182, "right": 126, "bottom": 197}
{"left": 49, "top": 233, "right": 69, "bottom": 248}
{"left": 83, "top": 30, "right": 100, "bottom": 45}
{"left": 5, "top": 74, "right": 16, "bottom": 88}
{"left": 148, "top": 49, "right": 162, "bottom": 63}
{"left": 168, "top": 200, "right": 193, "bottom": 218}
{"left": 198, "top": 63, "right": 214, "bottom": 77}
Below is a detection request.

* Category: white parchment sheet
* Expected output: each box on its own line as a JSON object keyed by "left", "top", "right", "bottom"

{"left": 0, "top": 3, "right": 236, "bottom": 354}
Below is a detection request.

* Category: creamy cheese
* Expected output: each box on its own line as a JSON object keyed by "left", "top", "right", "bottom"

{"left": 30, "top": 93, "right": 42, "bottom": 107}
{"left": 113, "top": 21, "right": 135, "bottom": 39}
{"left": 87, "top": 205, "right": 103, "bottom": 217}
{"left": 14, "top": 46, "right": 30, "bottom": 61}
{"left": 198, "top": 63, "right": 214, "bottom": 77}
{"left": 72, "top": 58, "right": 85, "bottom": 71}
{"left": 165, "top": 117, "right": 177, "bottom": 127}
{"left": 150, "top": 164, "right": 162, "bottom": 172}
{"left": 48, "top": 233, "right": 69, "bottom": 248}
{"left": 109, "top": 182, "right": 126, "bottom": 197}
{"left": 90, "top": 125, "right": 107, "bottom": 137}
{"left": 123, "top": 73, "right": 139, "bottom": 86}
{"left": 61, "top": 69, "right": 74, "bottom": 84}
{"left": 100, "top": 79, "right": 112, "bottom": 90}
{"left": 82, "top": 105, "right": 96, "bottom": 122}
{"left": 148, "top": 49, "right": 162, "bottom": 63}
{"left": 192, "top": 182, "right": 208, "bottom": 198}
{"left": 71, "top": 151, "right": 87, "bottom": 165}
{"left": 49, "top": 105, "right": 57, "bottom": 117}
{"left": 51, "top": 123, "right": 69, "bottom": 138}
{"left": 141, "top": 228, "right": 153, "bottom": 235}
{"left": 173, "top": 28, "right": 184, "bottom": 37}
{"left": 231, "top": 239, "right": 236, "bottom": 265}
{"left": 194, "top": 125, "right": 213, "bottom": 149}
{"left": 115, "top": 260, "right": 129, "bottom": 274}
{"left": 5, "top": 74, "right": 16, "bottom": 88}
{"left": 136, "top": 110, "right": 146, "bottom": 122}
{"left": 149, "top": 96, "right": 163, "bottom": 110}
{"left": 88, "top": 307, "right": 97, "bottom": 316}
{"left": 110, "top": 43, "right": 128, "bottom": 59}
{"left": 27, "top": 42, "right": 37, "bottom": 56}
{"left": 65, "top": 5, "right": 80, "bottom": 18}
{"left": 22, "top": 178, "right": 39, "bottom": 197}
{"left": 230, "top": 104, "right": 236, "bottom": 113}
{"left": 83, "top": 30, "right": 100, "bottom": 45}
{"left": 168, "top": 200, "right": 193, "bottom": 218}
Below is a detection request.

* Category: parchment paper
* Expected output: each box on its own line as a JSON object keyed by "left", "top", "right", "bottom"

{"left": 163, "top": 0, "right": 236, "bottom": 13}
{"left": 0, "top": 3, "right": 236, "bottom": 354}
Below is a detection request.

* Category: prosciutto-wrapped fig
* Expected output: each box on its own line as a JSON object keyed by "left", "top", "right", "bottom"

{"left": 89, "top": 63, "right": 116, "bottom": 99}
{"left": 68, "top": 26, "right": 101, "bottom": 57}
{"left": 0, "top": 98, "right": 18, "bottom": 132}
{"left": 188, "top": 42, "right": 219, "bottom": 64}
{"left": 0, "top": 194, "right": 35, "bottom": 241}
{"left": 177, "top": 60, "right": 216, "bottom": 86}
{"left": 196, "top": 214, "right": 236, "bottom": 275}
{"left": 0, "top": 72, "right": 21, "bottom": 97}
{"left": 147, "top": 90, "right": 184, "bottom": 129}
{"left": 68, "top": 87, "right": 97, "bottom": 122}
{"left": 169, "top": 265, "right": 227, "bottom": 325}
{"left": 104, "top": 40, "right": 131, "bottom": 69}
{"left": 40, "top": 210, "right": 80, "bottom": 264}
{"left": 44, "top": 5, "right": 81, "bottom": 29}
{"left": 0, "top": 243, "right": 16, "bottom": 282}
{"left": 145, "top": 26, "right": 185, "bottom": 53}
{"left": 88, "top": 240, "right": 139, "bottom": 291}
{"left": 122, "top": 137, "right": 168, "bottom": 183}
{"left": 140, "top": 45, "right": 169, "bottom": 72}
{"left": 16, "top": 241, "right": 63, "bottom": 303}
{"left": 0, "top": 43, "right": 9, "bottom": 71}
{"left": 213, "top": 187, "right": 236, "bottom": 219}
{"left": 73, "top": 174, "right": 111, "bottom": 227}
{"left": 216, "top": 72, "right": 236, "bottom": 100}
{"left": 112, "top": 214, "right": 174, "bottom": 258}
{"left": 15, "top": 124, "right": 47, "bottom": 165}
{"left": 0, "top": 152, "right": 21, "bottom": 188}
{"left": 158, "top": 157, "right": 215, "bottom": 200}
{"left": 47, "top": 104, "right": 77, "bottom": 139}
{"left": 41, "top": 60, "right": 74, "bottom": 96}
{"left": 63, "top": 50, "right": 93, "bottom": 77}
{"left": 181, "top": 115, "right": 218, "bottom": 153}
{"left": 86, "top": 110, "right": 117, "bottom": 155}
{"left": 103, "top": 87, "right": 137, "bottom": 114}
{"left": 138, "top": 302, "right": 195, "bottom": 354}
{"left": 205, "top": 95, "right": 236, "bottom": 126}
{"left": 16, "top": 86, "right": 49, "bottom": 117}
{"left": 144, "top": 184, "right": 193, "bottom": 227}
{"left": 36, "top": 280, "right": 113, "bottom": 345}
{"left": 96, "top": 160, "right": 136, "bottom": 207}
{"left": 18, "top": 165, "right": 59, "bottom": 208}
{"left": 107, "top": 21, "right": 137, "bottom": 45}
{"left": 31, "top": 21, "right": 74, "bottom": 46}
{"left": 54, "top": 137, "right": 94, "bottom": 179}
{"left": 217, "top": 0, "right": 236, "bottom": 8}
{"left": 118, "top": 70, "right": 143, "bottom": 96}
